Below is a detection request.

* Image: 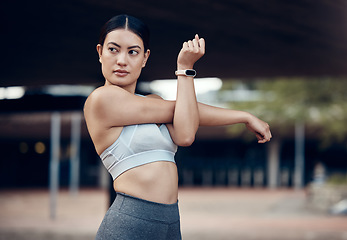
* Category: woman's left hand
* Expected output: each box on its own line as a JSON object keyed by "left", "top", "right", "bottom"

{"left": 245, "top": 115, "right": 272, "bottom": 143}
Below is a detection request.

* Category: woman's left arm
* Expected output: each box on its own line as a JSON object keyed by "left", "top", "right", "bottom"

{"left": 150, "top": 98, "right": 272, "bottom": 144}
{"left": 166, "top": 34, "right": 205, "bottom": 146}
{"left": 197, "top": 102, "right": 272, "bottom": 143}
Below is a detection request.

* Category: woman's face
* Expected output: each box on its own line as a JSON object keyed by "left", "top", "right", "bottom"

{"left": 97, "top": 29, "right": 150, "bottom": 92}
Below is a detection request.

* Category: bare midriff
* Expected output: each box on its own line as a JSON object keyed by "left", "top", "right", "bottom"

{"left": 113, "top": 161, "right": 179, "bottom": 204}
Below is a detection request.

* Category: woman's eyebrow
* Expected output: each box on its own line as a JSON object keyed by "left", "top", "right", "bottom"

{"left": 107, "top": 42, "right": 141, "bottom": 49}
{"left": 128, "top": 45, "right": 142, "bottom": 50}
{"left": 107, "top": 42, "right": 121, "bottom": 48}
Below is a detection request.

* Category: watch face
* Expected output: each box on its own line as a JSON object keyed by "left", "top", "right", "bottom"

{"left": 186, "top": 70, "right": 196, "bottom": 76}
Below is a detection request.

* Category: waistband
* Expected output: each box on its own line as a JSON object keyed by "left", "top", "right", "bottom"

{"left": 113, "top": 192, "right": 180, "bottom": 224}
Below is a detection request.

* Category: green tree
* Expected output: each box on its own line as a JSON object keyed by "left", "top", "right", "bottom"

{"left": 223, "top": 77, "right": 347, "bottom": 147}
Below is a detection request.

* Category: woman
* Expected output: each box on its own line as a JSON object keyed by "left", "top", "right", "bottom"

{"left": 84, "top": 14, "right": 272, "bottom": 240}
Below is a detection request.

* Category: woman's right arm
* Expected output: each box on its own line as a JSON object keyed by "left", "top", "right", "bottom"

{"left": 84, "top": 85, "right": 175, "bottom": 128}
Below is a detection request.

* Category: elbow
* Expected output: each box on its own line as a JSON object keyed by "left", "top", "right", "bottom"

{"left": 175, "top": 135, "right": 195, "bottom": 147}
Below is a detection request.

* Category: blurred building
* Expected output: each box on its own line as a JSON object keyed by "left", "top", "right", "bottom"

{"left": 1, "top": 1, "right": 346, "bottom": 191}
{"left": 1, "top": 82, "right": 345, "bottom": 191}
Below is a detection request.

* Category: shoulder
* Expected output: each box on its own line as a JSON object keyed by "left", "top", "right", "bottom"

{"left": 85, "top": 86, "right": 128, "bottom": 112}
{"left": 87, "top": 85, "right": 127, "bottom": 103}
{"left": 145, "top": 94, "right": 163, "bottom": 100}
{"left": 84, "top": 85, "right": 130, "bottom": 126}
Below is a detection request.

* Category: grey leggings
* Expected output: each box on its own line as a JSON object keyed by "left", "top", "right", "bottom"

{"left": 95, "top": 192, "right": 182, "bottom": 240}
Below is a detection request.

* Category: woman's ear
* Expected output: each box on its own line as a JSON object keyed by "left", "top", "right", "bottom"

{"left": 142, "top": 49, "right": 150, "bottom": 68}
{"left": 96, "top": 44, "right": 103, "bottom": 63}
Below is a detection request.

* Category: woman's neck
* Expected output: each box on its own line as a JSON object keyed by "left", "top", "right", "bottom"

{"left": 104, "top": 80, "right": 137, "bottom": 94}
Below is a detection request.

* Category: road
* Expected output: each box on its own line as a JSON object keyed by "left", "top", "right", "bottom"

{"left": 0, "top": 188, "right": 346, "bottom": 240}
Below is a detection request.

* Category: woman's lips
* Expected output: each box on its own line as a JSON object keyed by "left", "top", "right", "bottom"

{"left": 114, "top": 70, "right": 129, "bottom": 77}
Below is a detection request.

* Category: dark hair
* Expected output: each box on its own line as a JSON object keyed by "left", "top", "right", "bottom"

{"left": 98, "top": 14, "right": 150, "bottom": 51}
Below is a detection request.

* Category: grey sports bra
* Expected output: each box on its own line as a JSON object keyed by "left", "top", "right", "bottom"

{"left": 100, "top": 123, "right": 178, "bottom": 180}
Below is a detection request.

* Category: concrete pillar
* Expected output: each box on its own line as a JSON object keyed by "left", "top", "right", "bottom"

{"left": 227, "top": 168, "right": 238, "bottom": 186}
{"left": 201, "top": 169, "right": 213, "bottom": 186}
{"left": 241, "top": 167, "right": 251, "bottom": 187}
{"left": 280, "top": 167, "right": 290, "bottom": 187}
{"left": 267, "top": 139, "right": 280, "bottom": 189}
{"left": 294, "top": 121, "right": 305, "bottom": 189}
{"left": 183, "top": 169, "right": 194, "bottom": 186}
{"left": 99, "top": 160, "right": 110, "bottom": 189}
{"left": 253, "top": 168, "right": 264, "bottom": 187}
{"left": 49, "top": 112, "right": 61, "bottom": 220}
{"left": 69, "top": 112, "right": 81, "bottom": 195}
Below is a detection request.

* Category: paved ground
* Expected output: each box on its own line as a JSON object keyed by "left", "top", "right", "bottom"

{"left": 0, "top": 188, "right": 346, "bottom": 240}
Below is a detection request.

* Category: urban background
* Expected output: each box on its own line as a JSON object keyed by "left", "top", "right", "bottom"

{"left": 0, "top": 0, "right": 346, "bottom": 239}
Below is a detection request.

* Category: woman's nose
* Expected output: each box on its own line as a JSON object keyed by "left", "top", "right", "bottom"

{"left": 116, "top": 52, "right": 127, "bottom": 66}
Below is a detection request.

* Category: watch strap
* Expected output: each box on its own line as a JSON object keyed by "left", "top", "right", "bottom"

{"left": 175, "top": 69, "right": 196, "bottom": 77}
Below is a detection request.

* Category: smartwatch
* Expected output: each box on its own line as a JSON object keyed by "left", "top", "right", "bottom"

{"left": 175, "top": 69, "right": 196, "bottom": 77}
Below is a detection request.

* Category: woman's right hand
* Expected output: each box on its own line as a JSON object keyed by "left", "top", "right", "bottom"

{"left": 177, "top": 34, "right": 205, "bottom": 70}
{"left": 245, "top": 114, "right": 272, "bottom": 144}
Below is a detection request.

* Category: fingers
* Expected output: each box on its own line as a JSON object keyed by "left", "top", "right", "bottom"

{"left": 192, "top": 38, "right": 199, "bottom": 51}
{"left": 264, "top": 124, "right": 272, "bottom": 142}
{"left": 244, "top": 116, "right": 272, "bottom": 144}
{"left": 187, "top": 40, "right": 194, "bottom": 50}
{"left": 195, "top": 34, "right": 200, "bottom": 42}
{"left": 252, "top": 122, "right": 272, "bottom": 144}
{"left": 184, "top": 34, "right": 205, "bottom": 52}
{"left": 195, "top": 34, "right": 205, "bottom": 52}
{"left": 199, "top": 38, "right": 205, "bottom": 54}
{"left": 178, "top": 34, "right": 205, "bottom": 69}
{"left": 259, "top": 126, "right": 272, "bottom": 144}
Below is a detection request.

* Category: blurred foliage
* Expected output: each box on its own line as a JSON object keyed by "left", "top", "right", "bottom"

{"left": 327, "top": 173, "right": 347, "bottom": 185}
{"left": 221, "top": 77, "right": 347, "bottom": 146}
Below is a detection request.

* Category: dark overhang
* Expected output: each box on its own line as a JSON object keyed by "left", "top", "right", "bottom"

{"left": 1, "top": 0, "right": 347, "bottom": 87}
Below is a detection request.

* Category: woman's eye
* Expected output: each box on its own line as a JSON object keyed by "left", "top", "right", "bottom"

{"left": 129, "top": 50, "right": 139, "bottom": 55}
{"left": 109, "top": 47, "right": 118, "bottom": 52}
